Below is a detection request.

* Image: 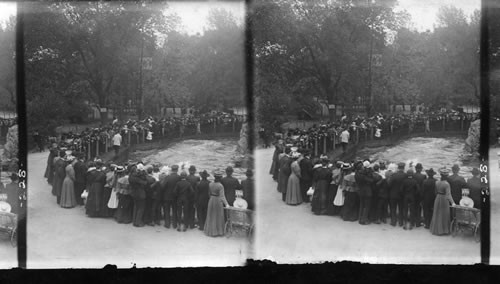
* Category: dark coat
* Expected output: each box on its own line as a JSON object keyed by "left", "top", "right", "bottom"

{"left": 466, "top": 176, "right": 481, "bottom": 209}
{"left": 186, "top": 174, "right": 201, "bottom": 201}
{"left": 175, "top": 179, "right": 194, "bottom": 203}
{"left": 221, "top": 176, "right": 241, "bottom": 206}
{"left": 422, "top": 177, "right": 437, "bottom": 207}
{"left": 414, "top": 172, "right": 426, "bottom": 197}
{"left": 355, "top": 169, "right": 374, "bottom": 197}
{"left": 388, "top": 170, "right": 407, "bottom": 199}
{"left": 74, "top": 160, "right": 88, "bottom": 185}
{"left": 401, "top": 176, "right": 419, "bottom": 198}
{"left": 376, "top": 178, "right": 389, "bottom": 198}
{"left": 161, "top": 173, "right": 181, "bottom": 201}
{"left": 129, "top": 172, "right": 148, "bottom": 199}
{"left": 447, "top": 174, "right": 467, "bottom": 204}
{"left": 196, "top": 179, "right": 210, "bottom": 205}
{"left": 299, "top": 157, "right": 313, "bottom": 182}
{"left": 241, "top": 177, "right": 254, "bottom": 210}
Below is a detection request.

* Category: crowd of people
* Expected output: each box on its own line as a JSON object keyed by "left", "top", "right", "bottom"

{"left": 270, "top": 142, "right": 482, "bottom": 236}
{"left": 44, "top": 146, "right": 254, "bottom": 237}
{"left": 34, "top": 111, "right": 245, "bottom": 154}
{"left": 260, "top": 109, "right": 477, "bottom": 153}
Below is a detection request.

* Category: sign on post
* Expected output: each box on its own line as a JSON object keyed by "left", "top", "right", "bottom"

{"left": 142, "top": 57, "right": 153, "bottom": 70}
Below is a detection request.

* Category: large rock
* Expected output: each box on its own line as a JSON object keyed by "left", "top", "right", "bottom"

{"left": 464, "top": 119, "right": 480, "bottom": 154}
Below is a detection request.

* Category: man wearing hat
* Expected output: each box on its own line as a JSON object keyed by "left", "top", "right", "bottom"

{"left": 422, "top": 168, "right": 437, "bottom": 229}
{"left": 299, "top": 150, "right": 313, "bottom": 203}
{"left": 388, "top": 162, "right": 406, "bottom": 227}
{"left": 413, "top": 163, "right": 426, "bottom": 227}
{"left": 143, "top": 165, "right": 158, "bottom": 226}
{"left": 161, "top": 164, "right": 181, "bottom": 229}
{"left": 175, "top": 172, "right": 195, "bottom": 232}
{"left": 221, "top": 166, "right": 241, "bottom": 207}
{"left": 340, "top": 127, "right": 350, "bottom": 154}
{"left": 241, "top": 169, "right": 254, "bottom": 211}
{"left": 466, "top": 168, "right": 481, "bottom": 210}
{"left": 186, "top": 165, "right": 201, "bottom": 229}
{"left": 448, "top": 164, "right": 467, "bottom": 205}
{"left": 196, "top": 170, "right": 211, "bottom": 230}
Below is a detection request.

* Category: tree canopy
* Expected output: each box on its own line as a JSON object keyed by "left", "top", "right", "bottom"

{"left": 25, "top": 1, "right": 245, "bottom": 135}
{"left": 251, "top": 0, "right": 480, "bottom": 124}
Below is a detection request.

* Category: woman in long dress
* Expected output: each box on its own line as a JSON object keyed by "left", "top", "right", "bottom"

{"left": 114, "top": 167, "right": 133, "bottom": 224}
{"left": 85, "top": 161, "right": 106, "bottom": 217}
{"left": 277, "top": 149, "right": 292, "bottom": 201}
{"left": 311, "top": 156, "right": 332, "bottom": 215}
{"left": 285, "top": 152, "right": 303, "bottom": 205}
{"left": 341, "top": 165, "right": 359, "bottom": 222}
{"left": 51, "top": 151, "right": 66, "bottom": 204}
{"left": 430, "top": 168, "right": 456, "bottom": 235}
{"left": 101, "top": 165, "right": 115, "bottom": 218}
{"left": 60, "top": 156, "right": 77, "bottom": 208}
{"left": 204, "top": 171, "right": 230, "bottom": 237}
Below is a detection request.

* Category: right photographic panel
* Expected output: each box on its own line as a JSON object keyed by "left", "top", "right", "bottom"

{"left": 252, "top": 0, "right": 482, "bottom": 264}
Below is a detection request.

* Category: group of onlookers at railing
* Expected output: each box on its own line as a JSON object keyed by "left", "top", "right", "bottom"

{"left": 270, "top": 142, "right": 481, "bottom": 236}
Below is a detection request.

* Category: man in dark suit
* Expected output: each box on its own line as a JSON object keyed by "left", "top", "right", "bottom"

{"left": 73, "top": 153, "right": 87, "bottom": 206}
{"left": 4, "top": 173, "right": 19, "bottom": 215}
{"left": 129, "top": 164, "right": 148, "bottom": 227}
{"left": 298, "top": 150, "right": 313, "bottom": 203}
{"left": 186, "top": 165, "right": 201, "bottom": 229}
{"left": 221, "top": 166, "right": 241, "bottom": 206}
{"left": 466, "top": 168, "right": 482, "bottom": 210}
{"left": 195, "top": 170, "right": 211, "bottom": 230}
{"left": 448, "top": 164, "right": 467, "bottom": 205}
{"left": 388, "top": 162, "right": 407, "bottom": 227}
{"left": 401, "top": 169, "right": 420, "bottom": 230}
{"left": 175, "top": 172, "right": 194, "bottom": 232}
{"left": 241, "top": 169, "right": 254, "bottom": 211}
{"left": 355, "top": 161, "right": 374, "bottom": 225}
{"left": 161, "top": 164, "right": 180, "bottom": 229}
{"left": 413, "top": 163, "right": 426, "bottom": 227}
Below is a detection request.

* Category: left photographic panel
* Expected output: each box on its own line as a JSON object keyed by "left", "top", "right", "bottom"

{"left": 24, "top": 1, "right": 251, "bottom": 268}
{"left": 0, "top": 1, "right": 18, "bottom": 269}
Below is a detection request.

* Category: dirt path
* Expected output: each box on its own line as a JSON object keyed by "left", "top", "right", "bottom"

{"left": 27, "top": 152, "right": 251, "bottom": 268}
{"left": 254, "top": 148, "right": 480, "bottom": 264}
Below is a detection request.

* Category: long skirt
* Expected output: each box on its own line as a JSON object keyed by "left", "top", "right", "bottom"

{"left": 85, "top": 184, "right": 103, "bottom": 217}
{"left": 285, "top": 173, "right": 302, "bottom": 205}
{"left": 277, "top": 171, "right": 289, "bottom": 194}
{"left": 204, "top": 197, "right": 225, "bottom": 237}
{"left": 100, "top": 186, "right": 113, "bottom": 217}
{"left": 60, "top": 177, "right": 77, "bottom": 208}
{"left": 311, "top": 180, "right": 329, "bottom": 215}
{"left": 341, "top": 191, "right": 359, "bottom": 221}
{"left": 115, "top": 193, "right": 133, "bottom": 224}
{"left": 326, "top": 184, "right": 341, "bottom": 215}
{"left": 429, "top": 195, "right": 451, "bottom": 235}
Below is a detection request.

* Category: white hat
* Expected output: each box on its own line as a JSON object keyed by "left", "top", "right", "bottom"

{"left": 136, "top": 164, "right": 145, "bottom": 171}
{"left": 363, "top": 161, "right": 370, "bottom": 168}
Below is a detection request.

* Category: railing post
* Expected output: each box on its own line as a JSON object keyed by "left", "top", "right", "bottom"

{"left": 332, "top": 134, "right": 336, "bottom": 151}
{"left": 87, "top": 141, "right": 91, "bottom": 160}
{"left": 356, "top": 129, "right": 359, "bottom": 144}
{"left": 314, "top": 138, "right": 318, "bottom": 157}
{"left": 213, "top": 120, "right": 216, "bottom": 134}
{"left": 323, "top": 136, "right": 327, "bottom": 154}
{"left": 96, "top": 139, "right": 99, "bottom": 157}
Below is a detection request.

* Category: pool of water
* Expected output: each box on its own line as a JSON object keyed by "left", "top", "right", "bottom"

{"left": 355, "top": 137, "right": 478, "bottom": 179}
{"left": 130, "top": 138, "right": 247, "bottom": 180}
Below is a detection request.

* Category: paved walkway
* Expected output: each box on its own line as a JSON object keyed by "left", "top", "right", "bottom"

{"left": 254, "top": 148, "right": 480, "bottom": 264}
{"left": 27, "top": 152, "right": 251, "bottom": 268}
